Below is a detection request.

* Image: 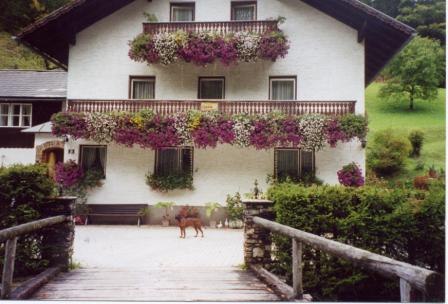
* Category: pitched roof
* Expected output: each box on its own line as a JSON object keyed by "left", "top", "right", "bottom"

{"left": 17, "top": 0, "right": 415, "bottom": 86}
{"left": 0, "top": 70, "right": 67, "bottom": 98}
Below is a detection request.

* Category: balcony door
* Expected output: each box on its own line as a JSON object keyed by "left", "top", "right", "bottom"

{"left": 198, "top": 77, "right": 225, "bottom": 100}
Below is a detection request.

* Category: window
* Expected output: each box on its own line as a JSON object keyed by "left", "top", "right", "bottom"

{"left": 155, "top": 147, "right": 193, "bottom": 177}
{"left": 80, "top": 146, "right": 107, "bottom": 178}
{"left": 231, "top": 1, "right": 257, "bottom": 21}
{"left": 0, "top": 104, "right": 32, "bottom": 127}
{"left": 275, "top": 149, "right": 315, "bottom": 180}
{"left": 171, "top": 2, "right": 195, "bottom": 21}
{"left": 198, "top": 77, "right": 225, "bottom": 99}
{"left": 130, "top": 77, "right": 155, "bottom": 99}
{"left": 269, "top": 77, "right": 297, "bottom": 100}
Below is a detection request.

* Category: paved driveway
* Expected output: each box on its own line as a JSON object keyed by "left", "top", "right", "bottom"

{"left": 73, "top": 225, "right": 245, "bottom": 269}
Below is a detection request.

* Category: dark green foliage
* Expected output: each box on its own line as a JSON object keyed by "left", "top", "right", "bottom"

{"left": 368, "top": 129, "right": 411, "bottom": 176}
{"left": 268, "top": 182, "right": 445, "bottom": 301}
{"left": 0, "top": 164, "right": 57, "bottom": 278}
{"left": 408, "top": 130, "right": 425, "bottom": 157}
{"left": 146, "top": 173, "right": 194, "bottom": 192}
{"left": 339, "top": 114, "right": 369, "bottom": 141}
{"left": 226, "top": 192, "right": 244, "bottom": 221}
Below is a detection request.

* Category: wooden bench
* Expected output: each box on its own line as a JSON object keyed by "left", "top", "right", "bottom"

{"left": 85, "top": 204, "right": 147, "bottom": 226}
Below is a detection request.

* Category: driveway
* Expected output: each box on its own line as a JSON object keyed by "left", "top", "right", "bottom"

{"left": 73, "top": 225, "right": 245, "bottom": 269}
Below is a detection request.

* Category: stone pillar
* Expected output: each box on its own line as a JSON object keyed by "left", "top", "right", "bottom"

{"left": 40, "top": 197, "right": 76, "bottom": 271}
{"left": 242, "top": 199, "right": 274, "bottom": 267}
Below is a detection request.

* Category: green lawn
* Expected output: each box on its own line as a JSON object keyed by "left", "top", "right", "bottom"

{"left": 365, "top": 83, "right": 446, "bottom": 180}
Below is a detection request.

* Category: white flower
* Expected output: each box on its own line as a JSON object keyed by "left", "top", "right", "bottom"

{"left": 85, "top": 112, "right": 118, "bottom": 143}
{"left": 153, "top": 32, "right": 179, "bottom": 65}
{"left": 299, "top": 114, "right": 327, "bottom": 151}
{"left": 233, "top": 115, "right": 253, "bottom": 147}
{"left": 234, "top": 31, "right": 261, "bottom": 62}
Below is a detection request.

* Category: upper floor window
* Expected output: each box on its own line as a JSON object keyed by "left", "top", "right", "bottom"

{"left": 0, "top": 104, "right": 32, "bottom": 128}
{"left": 80, "top": 145, "right": 107, "bottom": 178}
{"left": 198, "top": 77, "right": 225, "bottom": 99}
{"left": 130, "top": 77, "right": 155, "bottom": 99}
{"left": 275, "top": 148, "right": 315, "bottom": 181}
{"left": 231, "top": 1, "right": 257, "bottom": 21}
{"left": 155, "top": 147, "right": 193, "bottom": 177}
{"left": 171, "top": 2, "right": 195, "bottom": 21}
{"left": 269, "top": 77, "right": 297, "bottom": 100}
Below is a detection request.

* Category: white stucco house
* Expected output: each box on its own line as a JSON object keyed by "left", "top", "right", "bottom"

{"left": 17, "top": 0, "right": 415, "bottom": 207}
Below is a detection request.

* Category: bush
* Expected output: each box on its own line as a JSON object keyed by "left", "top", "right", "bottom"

{"left": 367, "top": 129, "right": 411, "bottom": 176}
{"left": 408, "top": 130, "right": 425, "bottom": 157}
{"left": 268, "top": 182, "right": 444, "bottom": 301}
{"left": 146, "top": 173, "right": 194, "bottom": 192}
{"left": 226, "top": 192, "right": 244, "bottom": 221}
{"left": 0, "top": 164, "right": 56, "bottom": 277}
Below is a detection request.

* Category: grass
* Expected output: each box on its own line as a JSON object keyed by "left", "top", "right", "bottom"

{"left": 365, "top": 82, "right": 446, "bottom": 180}
{"left": 0, "top": 31, "right": 47, "bottom": 69}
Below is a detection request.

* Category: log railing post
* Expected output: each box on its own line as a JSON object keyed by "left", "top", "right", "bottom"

{"left": 292, "top": 238, "right": 303, "bottom": 299}
{"left": 400, "top": 278, "right": 412, "bottom": 302}
{"left": 242, "top": 200, "right": 274, "bottom": 268}
{"left": 1, "top": 237, "right": 18, "bottom": 299}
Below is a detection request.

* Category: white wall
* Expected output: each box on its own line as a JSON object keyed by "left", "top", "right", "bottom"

{"left": 64, "top": 139, "right": 365, "bottom": 206}
{"left": 0, "top": 148, "right": 35, "bottom": 167}
{"left": 68, "top": 0, "right": 365, "bottom": 113}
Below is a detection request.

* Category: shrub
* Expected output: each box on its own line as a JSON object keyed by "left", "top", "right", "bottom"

{"left": 226, "top": 192, "right": 244, "bottom": 221}
{"left": 367, "top": 129, "right": 411, "bottom": 176}
{"left": 408, "top": 130, "right": 424, "bottom": 157}
{"left": 146, "top": 173, "right": 194, "bottom": 192}
{"left": 337, "top": 163, "right": 365, "bottom": 187}
{"left": 0, "top": 164, "right": 56, "bottom": 277}
{"left": 268, "top": 182, "right": 444, "bottom": 301}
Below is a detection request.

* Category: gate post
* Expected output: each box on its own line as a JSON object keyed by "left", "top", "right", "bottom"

{"left": 40, "top": 197, "right": 76, "bottom": 271}
{"left": 242, "top": 199, "right": 274, "bottom": 267}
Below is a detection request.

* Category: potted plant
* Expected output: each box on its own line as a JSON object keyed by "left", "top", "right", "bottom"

{"left": 226, "top": 193, "right": 244, "bottom": 229}
{"left": 138, "top": 206, "right": 150, "bottom": 226}
{"left": 205, "top": 202, "right": 221, "bottom": 228}
{"left": 155, "top": 202, "right": 175, "bottom": 226}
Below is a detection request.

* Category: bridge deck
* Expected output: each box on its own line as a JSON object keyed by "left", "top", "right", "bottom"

{"left": 33, "top": 267, "right": 279, "bottom": 301}
{"left": 31, "top": 226, "right": 279, "bottom": 301}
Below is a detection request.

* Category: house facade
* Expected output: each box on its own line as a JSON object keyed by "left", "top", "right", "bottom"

{"left": 17, "top": 0, "right": 414, "bottom": 206}
{"left": 0, "top": 70, "right": 66, "bottom": 168}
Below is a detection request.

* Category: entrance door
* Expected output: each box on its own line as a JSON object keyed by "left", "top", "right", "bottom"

{"left": 43, "top": 148, "right": 64, "bottom": 178}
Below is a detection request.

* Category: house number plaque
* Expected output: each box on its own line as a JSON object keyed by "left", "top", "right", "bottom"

{"left": 200, "top": 102, "right": 219, "bottom": 112}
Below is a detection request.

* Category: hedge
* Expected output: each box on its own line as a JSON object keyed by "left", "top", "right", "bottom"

{"left": 267, "top": 182, "right": 444, "bottom": 301}
{"left": 0, "top": 164, "right": 56, "bottom": 278}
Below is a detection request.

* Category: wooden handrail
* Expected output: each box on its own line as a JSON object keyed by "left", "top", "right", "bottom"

{"left": 143, "top": 20, "right": 279, "bottom": 35}
{"left": 67, "top": 99, "right": 356, "bottom": 116}
{"left": 0, "top": 215, "right": 68, "bottom": 243}
{"left": 0, "top": 215, "right": 69, "bottom": 299}
{"left": 252, "top": 216, "right": 443, "bottom": 301}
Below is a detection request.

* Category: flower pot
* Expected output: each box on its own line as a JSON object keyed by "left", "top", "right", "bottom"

{"left": 74, "top": 215, "right": 86, "bottom": 225}
{"left": 162, "top": 219, "right": 170, "bottom": 227}
{"left": 209, "top": 220, "right": 217, "bottom": 228}
{"left": 229, "top": 219, "right": 244, "bottom": 229}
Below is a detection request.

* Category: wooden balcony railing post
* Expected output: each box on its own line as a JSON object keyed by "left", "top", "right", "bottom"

{"left": 1, "top": 237, "right": 18, "bottom": 299}
{"left": 292, "top": 238, "right": 303, "bottom": 299}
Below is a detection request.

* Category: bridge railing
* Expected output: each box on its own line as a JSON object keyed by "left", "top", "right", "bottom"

{"left": 0, "top": 197, "right": 75, "bottom": 300}
{"left": 242, "top": 199, "right": 443, "bottom": 302}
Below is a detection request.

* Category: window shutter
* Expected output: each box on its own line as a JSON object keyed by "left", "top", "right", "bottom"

{"left": 181, "top": 147, "right": 194, "bottom": 176}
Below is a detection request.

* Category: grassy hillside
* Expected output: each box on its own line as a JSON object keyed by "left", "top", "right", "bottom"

{"left": 366, "top": 82, "right": 446, "bottom": 179}
{"left": 0, "top": 31, "right": 46, "bottom": 69}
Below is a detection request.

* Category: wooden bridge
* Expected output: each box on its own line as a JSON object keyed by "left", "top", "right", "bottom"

{"left": 0, "top": 198, "right": 443, "bottom": 302}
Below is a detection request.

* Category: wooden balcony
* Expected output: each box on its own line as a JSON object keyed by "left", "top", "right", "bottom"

{"left": 67, "top": 100, "right": 356, "bottom": 116}
{"left": 143, "top": 20, "right": 279, "bottom": 35}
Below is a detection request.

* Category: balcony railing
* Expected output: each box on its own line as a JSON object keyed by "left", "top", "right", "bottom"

{"left": 143, "top": 20, "right": 279, "bottom": 35}
{"left": 67, "top": 100, "right": 356, "bottom": 116}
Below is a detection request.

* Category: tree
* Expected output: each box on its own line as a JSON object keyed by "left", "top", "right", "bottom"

{"left": 398, "top": 0, "right": 446, "bottom": 45}
{"left": 379, "top": 36, "right": 444, "bottom": 110}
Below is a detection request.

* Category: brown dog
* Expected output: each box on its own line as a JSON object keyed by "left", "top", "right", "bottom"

{"left": 175, "top": 206, "right": 204, "bottom": 238}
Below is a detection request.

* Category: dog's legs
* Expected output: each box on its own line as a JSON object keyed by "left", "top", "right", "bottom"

{"left": 198, "top": 226, "right": 204, "bottom": 238}
{"left": 194, "top": 227, "right": 199, "bottom": 237}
